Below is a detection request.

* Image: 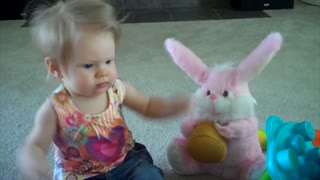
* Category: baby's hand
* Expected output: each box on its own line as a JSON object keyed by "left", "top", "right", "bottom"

{"left": 17, "top": 146, "right": 53, "bottom": 180}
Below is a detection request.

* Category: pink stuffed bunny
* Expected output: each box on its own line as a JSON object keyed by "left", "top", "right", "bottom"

{"left": 165, "top": 33, "right": 283, "bottom": 180}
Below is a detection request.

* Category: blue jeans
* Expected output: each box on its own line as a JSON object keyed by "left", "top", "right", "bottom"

{"left": 85, "top": 143, "right": 164, "bottom": 180}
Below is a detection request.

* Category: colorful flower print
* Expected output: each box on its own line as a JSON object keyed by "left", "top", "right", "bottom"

{"left": 112, "top": 86, "right": 118, "bottom": 94}
{"left": 66, "top": 111, "right": 84, "bottom": 126}
{"left": 55, "top": 160, "right": 63, "bottom": 168}
{"left": 85, "top": 126, "right": 125, "bottom": 162}
{"left": 55, "top": 91, "right": 69, "bottom": 105}
{"left": 54, "top": 134, "right": 66, "bottom": 148}
{"left": 65, "top": 173, "right": 78, "bottom": 180}
{"left": 74, "top": 160, "right": 94, "bottom": 174}
{"left": 65, "top": 126, "right": 88, "bottom": 146}
{"left": 118, "top": 104, "right": 124, "bottom": 119}
{"left": 64, "top": 146, "right": 80, "bottom": 160}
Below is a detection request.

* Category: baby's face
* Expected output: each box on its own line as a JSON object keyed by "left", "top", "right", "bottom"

{"left": 62, "top": 29, "right": 117, "bottom": 97}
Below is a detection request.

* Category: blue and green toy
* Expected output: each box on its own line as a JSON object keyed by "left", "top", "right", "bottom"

{"left": 262, "top": 115, "right": 320, "bottom": 180}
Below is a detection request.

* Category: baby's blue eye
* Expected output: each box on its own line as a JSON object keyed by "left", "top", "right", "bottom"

{"left": 105, "top": 60, "right": 112, "bottom": 64}
{"left": 83, "top": 64, "right": 93, "bottom": 69}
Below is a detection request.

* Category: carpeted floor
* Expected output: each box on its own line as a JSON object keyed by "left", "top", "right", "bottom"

{"left": 0, "top": 1, "right": 319, "bottom": 179}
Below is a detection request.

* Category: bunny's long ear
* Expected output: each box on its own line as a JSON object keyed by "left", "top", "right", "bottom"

{"left": 165, "top": 38, "right": 209, "bottom": 85}
{"left": 237, "top": 32, "right": 283, "bottom": 83}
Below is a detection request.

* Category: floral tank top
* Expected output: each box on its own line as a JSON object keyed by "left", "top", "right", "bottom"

{"left": 51, "top": 79, "right": 134, "bottom": 180}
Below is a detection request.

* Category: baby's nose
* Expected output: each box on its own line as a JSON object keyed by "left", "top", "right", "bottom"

{"left": 210, "top": 94, "right": 217, "bottom": 100}
{"left": 96, "top": 68, "right": 108, "bottom": 77}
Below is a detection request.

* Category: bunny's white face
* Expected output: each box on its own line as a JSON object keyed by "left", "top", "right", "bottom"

{"left": 165, "top": 33, "right": 282, "bottom": 124}
{"left": 191, "top": 65, "right": 257, "bottom": 125}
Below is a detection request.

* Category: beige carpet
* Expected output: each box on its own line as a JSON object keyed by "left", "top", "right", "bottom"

{"left": 0, "top": 1, "right": 319, "bottom": 179}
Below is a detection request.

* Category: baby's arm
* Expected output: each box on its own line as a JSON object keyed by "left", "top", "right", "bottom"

{"left": 17, "top": 98, "right": 57, "bottom": 179}
{"left": 123, "top": 81, "right": 190, "bottom": 118}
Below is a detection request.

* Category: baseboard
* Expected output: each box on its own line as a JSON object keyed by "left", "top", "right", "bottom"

{"left": 299, "top": 0, "right": 320, "bottom": 6}
{"left": 107, "top": 0, "right": 231, "bottom": 10}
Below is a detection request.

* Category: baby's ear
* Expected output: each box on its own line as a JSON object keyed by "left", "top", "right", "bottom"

{"left": 165, "top": 38, "right": 209, "bottom": 85}
{"left": 45, "top": 57, "right": 63, "bottom": 79}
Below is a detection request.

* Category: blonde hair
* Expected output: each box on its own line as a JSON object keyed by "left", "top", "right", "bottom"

{"left": 31, "top": 0, "right": 121, "bottom": 62}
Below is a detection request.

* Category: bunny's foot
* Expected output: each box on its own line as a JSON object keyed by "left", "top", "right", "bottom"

{"left": 240, "top": 154, "right": 266, "bottom": 180}
{"left": 167, "top": 137, "right": 202, "bottom": 175}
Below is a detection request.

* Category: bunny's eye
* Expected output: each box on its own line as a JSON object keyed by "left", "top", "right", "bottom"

{"left": 206, "top": 90, "right": 211, "bottom": 96}
{"left": 223, "top": 91, "right": 228, "bottom": 97}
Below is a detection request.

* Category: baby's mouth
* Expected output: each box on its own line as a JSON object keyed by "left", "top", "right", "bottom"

{"left": 96, "top": 82, "right": 108, "bottom": 88}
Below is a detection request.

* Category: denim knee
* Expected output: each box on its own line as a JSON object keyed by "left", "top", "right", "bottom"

{"left": 85, "top": 143, "right": 164, "bottom": 180}
{"left": 130, "top": 162, "right": 164, "bottom": 180}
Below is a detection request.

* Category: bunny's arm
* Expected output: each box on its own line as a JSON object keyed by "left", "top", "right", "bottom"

{"left": 214, "top": 118, "right": 258, "bottom": 139}
{"left": 180, "top": 118, "right": 199, "bottom": 138}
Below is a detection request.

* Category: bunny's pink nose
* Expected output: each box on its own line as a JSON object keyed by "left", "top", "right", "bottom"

{"left": 210, "top": 94, "right": 218, "bottom": 100}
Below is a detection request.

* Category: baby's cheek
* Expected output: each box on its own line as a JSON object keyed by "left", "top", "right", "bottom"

{"left": 76, "top": 75, "right": 91, "bottom": 88}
